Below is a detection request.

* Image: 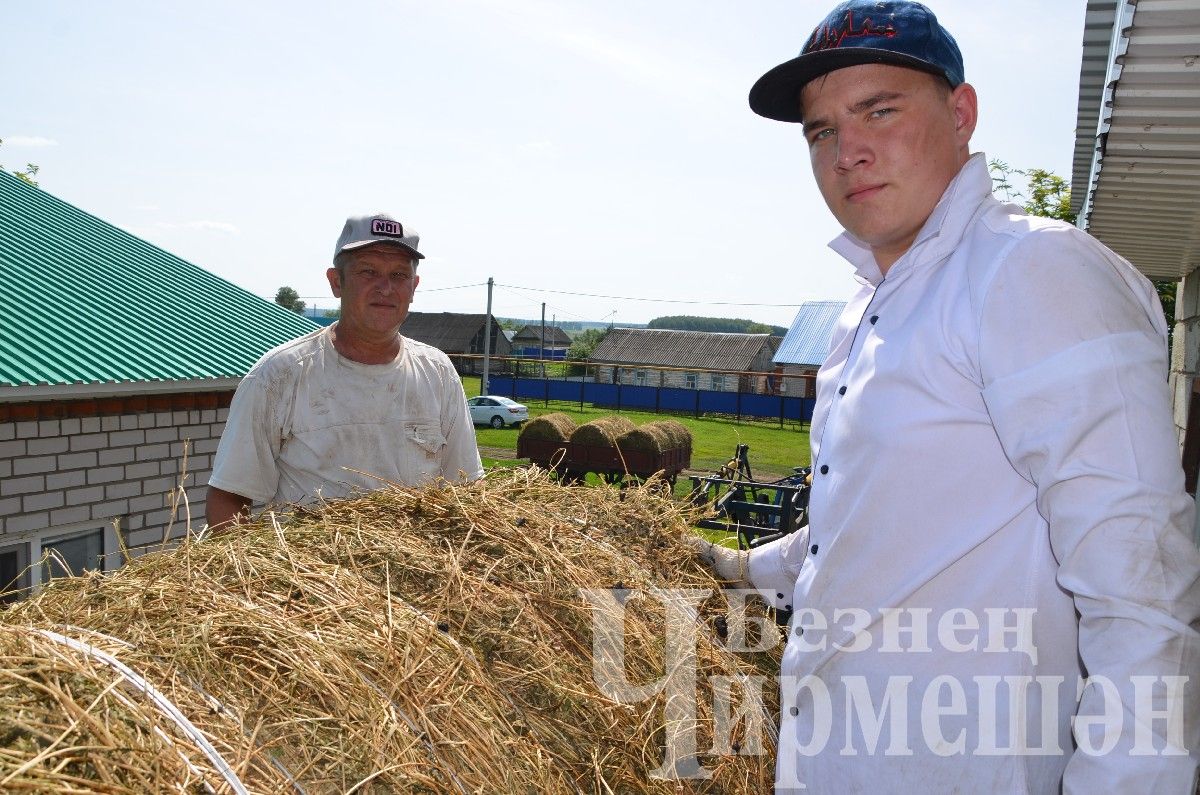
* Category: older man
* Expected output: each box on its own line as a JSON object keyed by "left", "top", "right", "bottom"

{"left": 206, "top": 214, "right": 483, "bottom": 528}
{"left": 699, "top": 2, "right": 1200, "bottom": 791}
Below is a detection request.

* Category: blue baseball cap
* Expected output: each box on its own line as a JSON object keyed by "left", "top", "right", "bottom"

{"left": 749, "top": 0, "right": 964, "bottom": 123}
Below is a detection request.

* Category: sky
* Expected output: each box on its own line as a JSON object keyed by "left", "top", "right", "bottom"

{"left": 2, "top": 1, "right": 1087, "bottom": 329}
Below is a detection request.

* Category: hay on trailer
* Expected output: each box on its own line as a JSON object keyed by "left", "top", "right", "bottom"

{"left": 653, "top": 420, "right": 694, "bottom": 458}
{"left": 569, "top": 415, "right": 637, "bottom": 447}
{"left": 617, "top": 423, "right": 673, "bottom": 455}
{"left": 0, "top": 468, "right": 782, "bottom": 794}
{"left": 516, "top": 412, "right": 577, "bottom": 444}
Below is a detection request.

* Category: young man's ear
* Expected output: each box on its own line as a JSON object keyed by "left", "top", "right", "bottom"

{"left": 950, "top": 82, "right": 979, "bottom": 146}
{"left": 326, "top": 267, "right": 343, "bottom": 298}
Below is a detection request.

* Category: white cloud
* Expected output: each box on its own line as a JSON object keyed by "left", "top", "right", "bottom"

{"left": 3, "top": 135, "right": 58, "bottom": 148}
{"left": 135, "top": 204, "right": 161, "bottom": 212}
{"left": 155, "top": 220, "right": 240, "bottom": 233}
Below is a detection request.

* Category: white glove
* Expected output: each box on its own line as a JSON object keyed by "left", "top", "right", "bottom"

{"left": 687, "top": 534, "right": 752, "bottom": 588}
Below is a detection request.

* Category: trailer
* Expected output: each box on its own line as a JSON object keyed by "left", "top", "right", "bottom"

{"left": 517, "top": 436, "right": 691, "bottom": 486}
{"left": 689, "top": 444, "right": 811, "bottom": 550}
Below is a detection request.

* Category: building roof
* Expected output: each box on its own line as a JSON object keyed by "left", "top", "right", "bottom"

{"left": 511, "top": 324, "right": 571, "bottom": 346}
{"left": 590, "top": 328, "right": 777, "bottom": 371}
{"left": 1071, "top": 0, "right": 1200, "bottom": 280}
{"left": 400, "top": 312, "right": 511, "bottom": 354}
{"left": 774, "top": 300, "right": 847, "bottom": 367}
{"left": 0, "top": 171, "right": 316, "bottom": 396}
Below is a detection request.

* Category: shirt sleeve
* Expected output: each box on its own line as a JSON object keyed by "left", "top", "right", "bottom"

{"left": 437, "top": 363, "right": 484, "bottom": 483}
{"left": 977, "top": 225, "right": 1200, "bottom": 790}
{"left": 748, "top": 526, "right": 810, "bottom": 609}
{"left": 208, "top": 369, "right": 283, "bottom": 504}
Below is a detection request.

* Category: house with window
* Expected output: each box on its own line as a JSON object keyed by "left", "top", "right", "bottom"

{"left": 510, "top": 324, "right": 571, "bottom": 360}
{"left": 0, "top": 171, "right": 315, "bottom": 601}
{"left": 398, "top": 312, "right": 511, "bottom": 375}
{"left": 589, "top": 328, "right": 780, "bottom": 393}
{"left": 774, "top": 300, "right": 847, "bottom": 398}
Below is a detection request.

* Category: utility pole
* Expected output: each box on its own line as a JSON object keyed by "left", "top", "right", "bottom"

{"left": 481, "top": 277, "right": 494, "bottom": 395}
{"left": 540, "top": 302, "right": 546, "bottom": 372}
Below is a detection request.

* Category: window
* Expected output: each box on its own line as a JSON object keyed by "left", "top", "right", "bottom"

{"left": 42, "top": 529, "right": 105, "bottom": 582}
{"left": 0, "top": 542, "right": 30, "bottom": 605}
{"left": 635, "top": 370, "right": 647, "bottom": 386}
{"left": 711, "top": 374, "right": 726, "bottom": 391}
{"left": 685, "top": 373, "right": 698, "bottom": 390}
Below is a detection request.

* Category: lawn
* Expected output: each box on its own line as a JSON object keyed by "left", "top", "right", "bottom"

{"left": 462, "top": 375, "right": 810, "bottom": 480}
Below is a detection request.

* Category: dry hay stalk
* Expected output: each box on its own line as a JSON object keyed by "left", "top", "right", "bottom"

{"left": 569, "top": 416, "right": 637, "bottom": 448}
{"left": 0, "top": 468, "right": 781, "bottom": 793}
{"left": 515, "top": 413, "right": 577, "bottom": 444}
{"left": 651, "top": 420, "right": 693, "bottom": 458}
{"left": 616, "top": 424, "right": 672, "bottom": 455}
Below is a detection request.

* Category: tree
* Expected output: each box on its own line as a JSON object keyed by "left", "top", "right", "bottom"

{"left": 274, "top": 286, "right": 306, "bottom": 315}
{"left": 648, "top": 315, "right": 787, "bottom": 336}
{"left": 990, "top": 159, "right": 1175, "bottom": 343}
{"left": 0, "top": 139, "right": 40, "bottom": 187}
{"left": 567, "top": 327, "right": 608, "bottom": 360}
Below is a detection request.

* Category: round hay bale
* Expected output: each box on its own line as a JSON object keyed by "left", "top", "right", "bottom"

{"left": 517, "top": 412, "right": 577, "bottom": 444}
{"left": 569, "top": 415, "right": 636, "bottom": 447}
{"left": 617, "top": 423, "right": 672, "bottom": 455}
{"left": 647, "top": 420, "right": 693, "bottom": 455}
{"left": 0, "top": 469, "right": 780, "bottom": 793}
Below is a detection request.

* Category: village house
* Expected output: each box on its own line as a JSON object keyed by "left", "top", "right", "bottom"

{"left": 773, "top": 300, "right": 846, "bottom": 398}
{"left": 589, "top": 328, "right": 780, "bottom": 393}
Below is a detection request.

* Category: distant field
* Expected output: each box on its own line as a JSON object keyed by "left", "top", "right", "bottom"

{"left": 461, "top": 375, "right": 810, "bottom": 479}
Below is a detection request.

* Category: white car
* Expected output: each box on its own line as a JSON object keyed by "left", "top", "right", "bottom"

{"left": 467, "top": 395, "right": 529, "bottom": 428}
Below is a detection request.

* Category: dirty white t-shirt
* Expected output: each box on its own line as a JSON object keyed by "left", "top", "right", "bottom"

{"left": 210, "top": 326, "right": 483, "bottom": 506}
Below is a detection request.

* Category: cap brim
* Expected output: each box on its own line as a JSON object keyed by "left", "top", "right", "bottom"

{"left": 749, "top": 49, "right": 948, "bottom": 123}
{"left": 340, "top": 239, "right": 425, "bottom": 260}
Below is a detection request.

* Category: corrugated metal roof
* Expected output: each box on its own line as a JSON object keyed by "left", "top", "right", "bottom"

{"left": 590, "top": 328, "right": 776, "bottom": 371}
{"left": 400, "top": 312, "right": 511, "bottom": 355}
{"left": 1071, "top": 0, "right": 1200, "bottom": 280}
{"left": 512, "top": 324, "right": 571, "bottom": 345}
{"left": 0, "top": 171, "right": 316, "bottom": 390}
{"left": 773, "top": 300, "right": 847, "bottom": 367}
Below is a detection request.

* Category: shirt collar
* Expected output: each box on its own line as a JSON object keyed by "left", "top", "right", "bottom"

{"left": 829, "top": 152, "right": 994, "bottom": 286}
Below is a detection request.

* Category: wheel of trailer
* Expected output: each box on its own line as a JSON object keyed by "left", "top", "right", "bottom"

{"left": 490, "top": 415, "right": 505, "bottom": 429}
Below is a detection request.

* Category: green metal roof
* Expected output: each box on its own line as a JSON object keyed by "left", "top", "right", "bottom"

{"left": 0, "top": 171, "right": 316, "bottom": 391}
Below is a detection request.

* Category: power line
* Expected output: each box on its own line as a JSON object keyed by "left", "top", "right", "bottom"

{"left": 495, "top": 282, "right": 806, "bottom": 308}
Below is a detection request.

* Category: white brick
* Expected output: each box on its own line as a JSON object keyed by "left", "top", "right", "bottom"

{"left": 129, "top": 494, "right": 164, "bottom": 512}
{"left": 1, "top": 476, "right": 45, "bottom": 496}
{"left": 181, "top": 424, "right": 211, "bottom": 439}
{"left": 216, "top": 408, "right": 230, "bottom": 422}
{"left": 92, "top": 499, "right": 128, "bottom": 520}
{"left": 105, "top": 482, "right": 141, "bottom": 500}
{"left": 137, "top": 414, "right": 156, "bottom": 429}
{"left": 28, "top": 437, "right": 68, "bottom": 455}
{"left": 66, "top": 486, "right": 105, "bottom": 505}
{"left": 80, "top": 417, "right": 101, "bottom": 433}
{"left": 0, "top": 424, "right": 14, "bottom": 441}
{"left": 60, "top": 418, "right": 81, "bottom": 435}
{"left": 172, "top": 411, "right": 189, "bottom": 425}
{"left": 38, "top": 420, "right": 61, "bottom": 437}
{"left": 141, "top": 476, "right": 177, "bottom": 494}
{"left": 0, "top": 440, "right": 26, "bottom": 457}
{"left": 169, "top": 441, "right": 194, "bottom": 457}
{"left": 15, "top": 421, "right": 38, "bottom": 439}
{"left": 193, "top": 470, "right": 210, "bottom": 487}
{"left": 101, "top": 416, "right": 120, "bottom": 431}
{"left": 160, "top": 459, "right": 178, "bottom": 476}
{"left": 125, "top": 462, "right": 159, "bottom": 479}
{"left": 143, "top": 508, "right": 179, "bottom": 526}
{"left": 125, "top": 527, "right": 170, "bottom": 549}
{"left": 109, "top": 429, "right": 145, "bottom": 447}
{"left": 0, "top": 496, "right": 21, "bottom": 516}
{"left": 155, "top": 412, "right": 174, "bottom": 428}
{"left": 98, "top": 448, "right": 136, "bottom": 466}
{"left": 87, "top": 467, "right": 124, "bottom": 485}
{"left": 70, "top": 433, "right": 108, "bottom": 452}
{"left": 0, "top": 461, "right": 9, "bottom": 478}
{"left": 13, "top": 456, "right": 56, "bottom": 476}
{"left": 200, "top": 409, "right": 216, "bottom": 423}
{"left": 58, "top": 451, "right": 98, "bottom": 470}
{"left": 119, "top": 415, "right": 138, "bottom": 431}
{"left": 188, "top": 410, "right": 202, "bottom": 424}
{"left": 124, "top": 514, "right": 145, "bottom": 531}
{"left": 23, "top": 491, "right": 64, "bottom": 512}
{"left": 51, "top": 505, "right": 91, "bottom": 525}
{"left": 193, "top": 438, "right": 220, "bottom": 455}
{"left": 46, "top": 470, "right": 86, "bottom": 490}
{"left": 7, "top": 512, "right": 49, "bottom": 532}
{"left": 137, "top": 444, "right": 170, "bottom": 461}
{"left": 145, "top": 427, "right": 178, "bottom": 444}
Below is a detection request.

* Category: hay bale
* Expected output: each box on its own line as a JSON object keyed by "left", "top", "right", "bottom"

{"left": 517, "top": 412, "right": 577, "bottom": 444}
{"left": 0, "top": 469, "right": 780, "bottom": 793}
{"left": 653, "top": 420, "right": 694, "bottom": 457}
{"left": 617, "top": 423, "right": 673, "bottom": 455}
{"left": 569, "top": 415, "right": 636, "bottom": 447}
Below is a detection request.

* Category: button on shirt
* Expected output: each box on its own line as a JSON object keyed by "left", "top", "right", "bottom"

{"left": 748, "top": 155, "right": 1200, "bottom": 793}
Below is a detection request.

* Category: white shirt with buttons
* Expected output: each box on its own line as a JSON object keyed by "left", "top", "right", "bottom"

{"left": 748, "top": 154, "right": 1200, "bottom": 793}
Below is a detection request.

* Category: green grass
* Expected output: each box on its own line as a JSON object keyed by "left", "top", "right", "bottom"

{"left": 462, "top": 375, "right": 809, "bottom": 480}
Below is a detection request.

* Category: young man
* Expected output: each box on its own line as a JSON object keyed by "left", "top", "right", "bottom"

{"left": 206, "top": 214, "right": 483, "bottom": 528}
{"left": 699, "top": 2, "right": 1200, "bottom": 791}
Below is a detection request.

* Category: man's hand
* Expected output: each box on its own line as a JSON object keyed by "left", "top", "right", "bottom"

{"left": 686, "top": 533, "right": 752, "bottom": 588}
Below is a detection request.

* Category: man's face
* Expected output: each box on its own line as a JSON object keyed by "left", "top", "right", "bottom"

{"left": 800, "top": 64, "right": 976, "bottom": 271}
{"left": 326, "top": 245, "right": 419, "bottom": 337}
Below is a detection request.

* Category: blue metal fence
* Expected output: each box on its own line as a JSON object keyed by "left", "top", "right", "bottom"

{"left": 488, "top": 376, "right": 814, "bottom": 424}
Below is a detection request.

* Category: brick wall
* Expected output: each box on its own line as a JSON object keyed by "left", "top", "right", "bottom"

{"left": 0, "top": 391, "right": 234, "bottom": 562}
